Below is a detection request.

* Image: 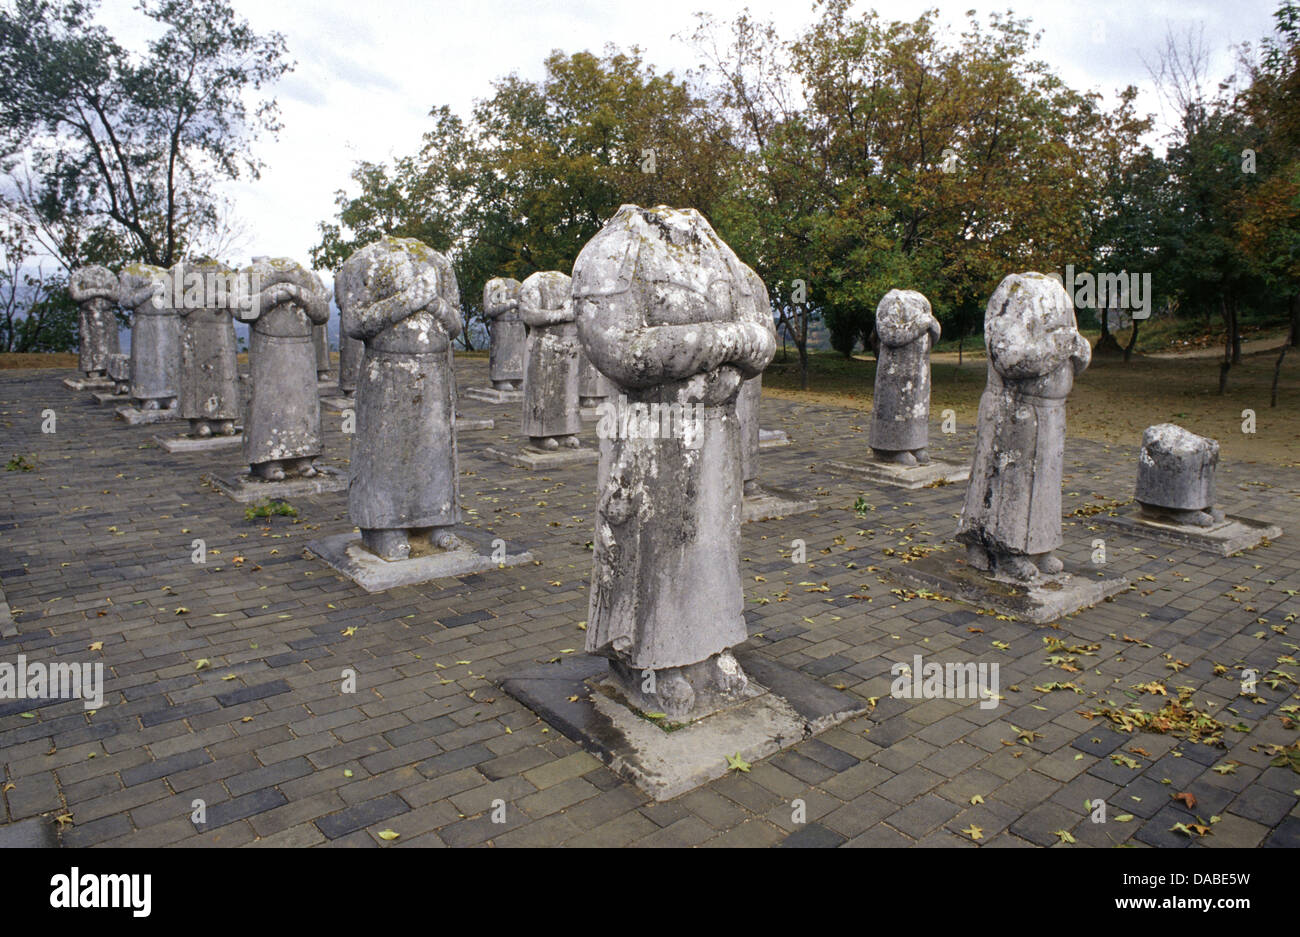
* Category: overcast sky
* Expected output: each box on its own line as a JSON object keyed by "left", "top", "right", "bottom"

{"left": 94, "top": 0, "right": 1281, "bottom": 275}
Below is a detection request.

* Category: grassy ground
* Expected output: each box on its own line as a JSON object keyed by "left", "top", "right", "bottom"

{"left": 765, "top": 343, "right": 1300, "bottom": 467}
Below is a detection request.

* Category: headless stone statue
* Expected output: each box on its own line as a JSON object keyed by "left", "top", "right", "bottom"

{"left": 1136, "top": 424, "right": 1224, "bottom": 527}
{"left": 338, "top": 335, "right": 363, "bottom": 397}
{"left": 312, "top": 322, "right": 331, "bottom": 380}
{"left": 239, "top": 258, "right": 330, "bottom": 480}
{"left": 736, "top": 264, "right": 778, "bottom": 497}
{"left": 870, "top": 289, "right": 940, "bottom": 465}
{"left": 578, "top": 342, "right": 611, "bottom": 408}
{"left": 336, "top": 236, "right": 463, "bottom": 561}
{"left": 105, "top": 353, "right": 131, "bottom": 395}
{"left": 119, "top": 264, "right": 178, "bottom": 410}
{"left": 574, "top": 204, "right": 776, "bottom": 720}
{"left": 956, "top": 273, "right": 1091, "bottom": 583}
{"left": 174, "top": 258, "right": 240, "bottom": 437}
{"left": 69, "top": 265, "right": 120, "bottom": 377}
{"left": 484, "top": 277, "right": 525, "bottom": 390}
{"left": 519, "top": 271, "right": 582, "bottom": 449}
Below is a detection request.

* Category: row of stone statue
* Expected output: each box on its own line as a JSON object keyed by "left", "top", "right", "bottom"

{"left": 68, "top": 204, "right": 1233, "bottom": 722}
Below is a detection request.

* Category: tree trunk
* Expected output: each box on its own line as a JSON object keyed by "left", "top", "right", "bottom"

{"left": 1123, "top": 318, "right": 1141, "bottom": 362}
{"left": 1272, "top": 293, "right": 1299, "bottom": 407}
{"left": 1218, "top": 296, "right": 1234, "bottom": 393}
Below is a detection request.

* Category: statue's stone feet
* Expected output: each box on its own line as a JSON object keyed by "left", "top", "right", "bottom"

{"left": 361, "top": 528, "right": 410, "bottom": 561}
{"left": 964, "top": 543, "right": 991, "bottom": 572}
{"left": 252, "top": 461, "right": 285, "bottom": 482}
{"left": 873, "top": 448, "right": 917, "bottom": 466}
{"left": 654, "top": 669, "right": 697, "bottom": 720}
{"left": 742, "top": 478, "right": 761, "bottom": 497}
{"left": 996, "top": 553, "right": 1040, "bottom": 583}
{"left": 195, "top": 421, "right": 212, "bottom": 438}
{"left": 531, "top": 436, "right": 559, "bottom": 451}
{"left": 218, "top": 420, "right": 238, "bottom": 436}
{"left": 294, "top": 458, "right": 318, "bottom": 478}
{"left": 1139, "top": 502, "right": 1220, "bottom": 528}
{"left": 913, "top": 448, "right": 930, "bottom": 465}
{"left": 559, "top": 435, "right": 581, "bottom": 450}
{"left": 142, "top": 399, "right": 160, "bottom": 411}
{"left": 1034, "top": 552, "right": 1064, "bottom": 575}
{"left": 432, "top": 528, "right": 461, "bottom": 551}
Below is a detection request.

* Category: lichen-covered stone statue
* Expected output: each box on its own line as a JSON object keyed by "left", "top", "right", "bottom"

{"left": 68, "top": 265, "right": 120, "bottom": 377}
{"left": 119, "top": 264, "right": 178, "bottom": 409}
{"left": 956, "top": 273, "right": 1091, "bottom": 582}
{"left": 338, "top": 335, "right": 363, "bottom": 398}
{"left": 312, "top": 323, "right": 331, "bottom": 381}
{"left": 573, "top": 204, "right": 776, "bottom": 719}
{"left": 1135, "top": 424, "right": 1224, "bottom": 527}
{"left": 105, "top": 353, "right": 131, "bottom": 395}
{"left": 736, "top": 264, "right": 778, "bottom": 496}
{"left": 519, "top": 271, "right": 582, "bottom": 449}
{"left": 870, "top": 290, "right": 940, "bottom": 465}
{"left": 578, "top": 343, "right": 611, "bottom": 408}
{"left": 336, "top": 236, "right": 463, "bottom": 560}
{"left": 173, "top": 258, "right": 240, "bottom": 437}
{"left": 484, "top": 277, "right": 525, "bottom": 390}
{"left": 239, "top": 258, "right": 330, "bottom": 480}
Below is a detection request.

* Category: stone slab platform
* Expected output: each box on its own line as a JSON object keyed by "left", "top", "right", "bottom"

{"left": 1094, "top": 507, "right": 1282, "bottom": 556}
{"left": 759, "top": 429, "right": 790, "bottom": 448}
{"left": 62, "top": 376, "right": 113, "bottom": 391}
{"left": 502, "top": 651, "right": 866, "bottom": 802}
{"left": 464, "top": 387, "right": 523, "bottom": 404}
{"left": 0, "top": 578, "right": 13, "bottom": 638}
{"left": 205, "top": 466, "right": 347, "bottom": 503}
{"left": 821, "top": 458, "right": 969, "bottom": 490}
{"left": 115, "top": 404, "right": 180, "bottom": 425}
{"left": 153, "top": 432, "right": 243, "bottom": 453}
{"left": 91, "top": 391, "right": 128, "bottom": 404}
{"left": 483, "top": 445, "right": 599, "bottom": 471}
{"left": 306, "top": 530, "right": 533, "bottom": 593}
{"left": 743, "top": 485, "right": 820, "bottom": 523}
{"left": 456, "top": 416, "right": 495, "bottom": 432}
{"left": 892, "top": 549, "right": 1130, "bottom": 624}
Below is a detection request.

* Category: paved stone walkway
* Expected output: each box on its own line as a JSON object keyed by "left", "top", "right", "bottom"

{"left": 1, "top": 359, "right": 1297, "bottom": 848}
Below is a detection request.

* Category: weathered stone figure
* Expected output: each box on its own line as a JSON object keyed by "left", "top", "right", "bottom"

{"left": 338, "top": 335, "right": 363, "bottom": 398}
{"left": 736, "top": 264, "right": 778, "bottom": 496}
{"left": 519, "top": 271, "right": 582, "bottom": 449}
{"left": 483, "top": 277, "right": 525, "bottom": 390}
{"left": 240, "top": 258, "right": 330, "bottom": 480}
{"left": 574, "top": 204, "right": 776, "bottom": 719}
{"left": 956, "top": 273, "right": 1091, "bottom": 582}
{"left": 105, "top": 353, "right": 131, "bottom": 395}
{"left": 68, "top": 265, "right": 120, "bottom": 377}
{"left": 1135, "top": 424, "right": 1224, "bottom": 527}
{"left": 174, "top": 258, "right": 240, "bottom": 437}
{"left": 578, "top": 344, "right": 611, "bottom": 408}
{"left": 336, "top": 236, "right": 463, "bottom": 561}
{"left": 119, "top": 264, "right": 178, "bottom": 409}
{"left": 313, "top": 323, "right": 331, "bottom": 380}
{"left": 870, "top": 289, "right": 941, "bottom": 465}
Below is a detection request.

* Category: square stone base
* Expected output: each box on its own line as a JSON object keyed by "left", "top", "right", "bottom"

{"left": 892, "top": 549, "right": 1130, "bottom": 624}
{"left": 822, "top": 458, "right": 969, "bottom": 490}
{"left": 759, "top": 429, "right": 790, "bottom": 448}
{"left": 1095, "top": 507, "right": 1282, "bottom": 556}
{"left": 502, "top": 651, "right": 867, "bottom": 801}
{"left": 465, "top": 387, "right": 523, "bottom": 404}
{"left": 456, "top": 416, "right": 495, "bottom": 432}
{"left": 115, "top": 403, "right": 180, "bottom": 425}
{"left": 306, "top": 530, "right": 532, "bottom": 593}
{"left": 316, "top": 378, "right": 335, "bottom": 392}
{"left": 92, "top": 391, "right": 129, "bottom": 404}
{"left": 0, "top": 580, "right": 13, "bottom": 638}
{"left": 205, "top": 466, "right": 347, "bottom": 503}
{"left": 319, "top": 395, "right": 355, "bottom": 413}
{"left": 743, "top": 485, "right": 820, "bottom": 523}
{"left": 482, "top": 445, "right": 599, "bottom": 470}
{"left": 154, "top": 432, "right": 243, "bottom": 453}
{"left": 63, "top": 376, "right": 114, "bottom": 391}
